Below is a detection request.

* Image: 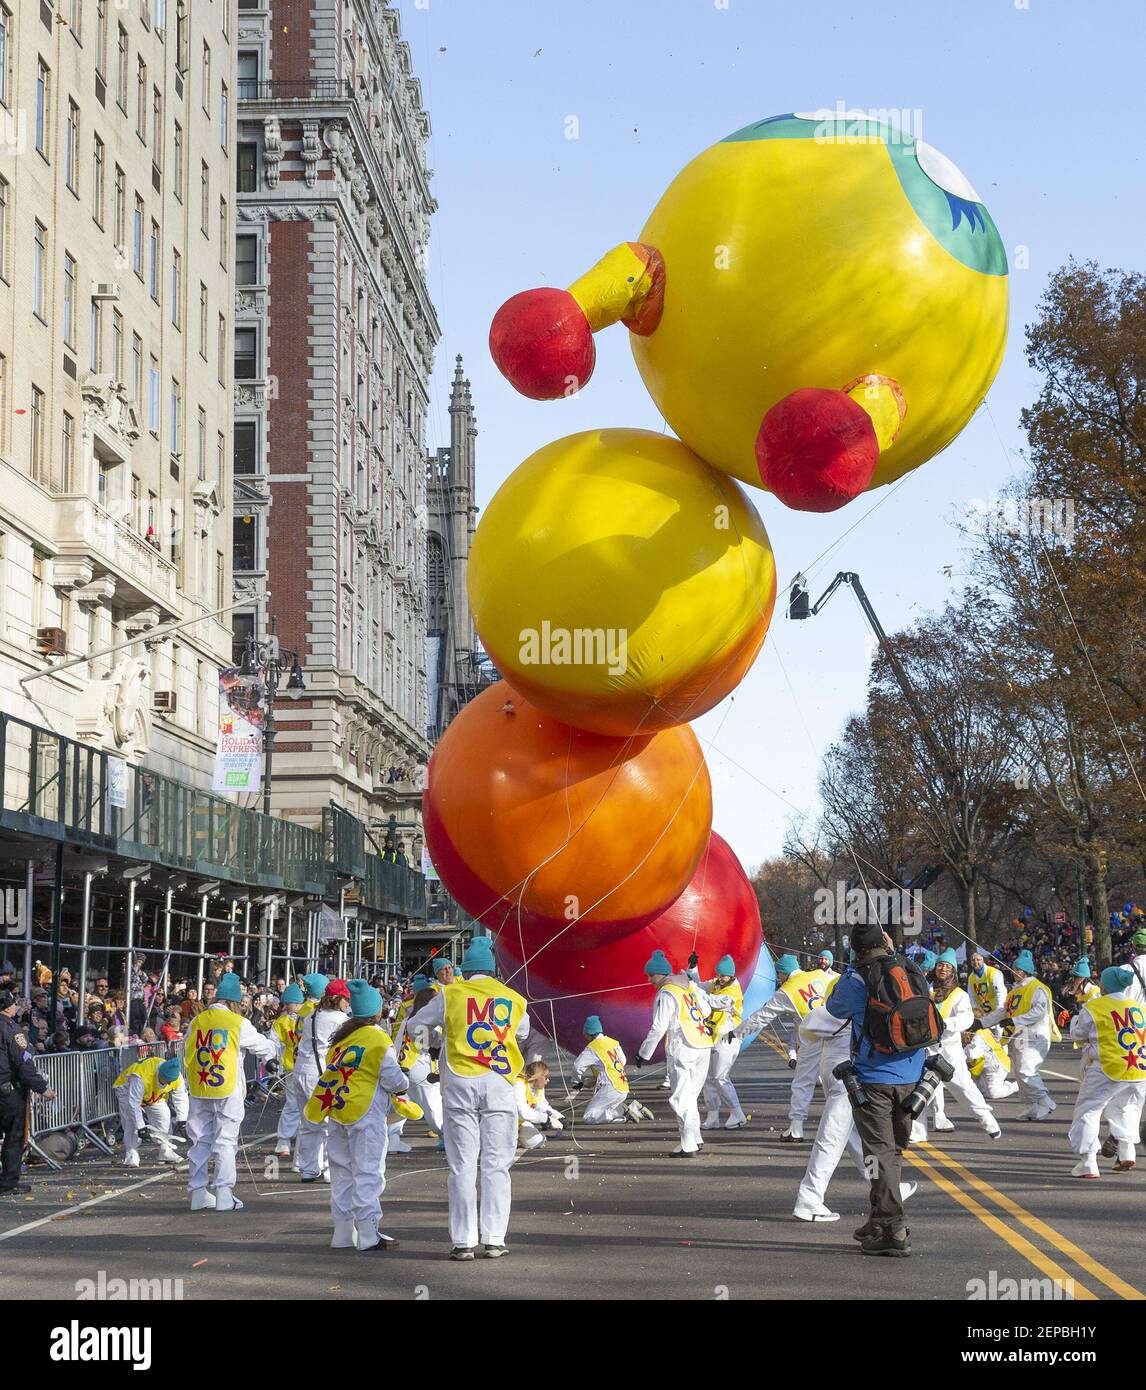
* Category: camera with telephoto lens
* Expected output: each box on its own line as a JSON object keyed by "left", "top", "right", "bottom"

{"left": 832, "top": 1059, "right": 869, "bottom": 1108}
{"left": 903, "top": 1054, "right": 956, "bottom": 1117}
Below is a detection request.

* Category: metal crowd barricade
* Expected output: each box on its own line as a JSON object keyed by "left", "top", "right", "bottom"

{"left": 27, "top": 1040, "right": 181, "bottom": 1171}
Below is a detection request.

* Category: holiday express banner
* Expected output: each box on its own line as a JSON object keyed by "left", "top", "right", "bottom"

{"left": 212, "top": 667, "right": 266, "bottom": 794}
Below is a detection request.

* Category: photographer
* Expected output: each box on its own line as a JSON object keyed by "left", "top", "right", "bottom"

{"left": 824, "top": 924, "right": 939, "bottom": 1258}
{"left": 0, "top": 988, "right": 56, "bottom": 1195}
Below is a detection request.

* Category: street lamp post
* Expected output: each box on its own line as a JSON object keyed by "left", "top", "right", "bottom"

{"left": 240, "top": 616, "right": 306, "bottom": 817}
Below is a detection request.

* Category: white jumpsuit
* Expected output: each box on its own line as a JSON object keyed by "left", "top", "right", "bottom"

{"left": 573, "top": 1042, "right": 629, "bottom": 1123}
{"left": 792, "top": 1006, "right": 868, "bottom": 1216}
{"left": 983, "top": 980, "right": 1055, "bottom": 1116}
{"left": 1068, "top": 996, "right": 1146, "bottom": 1167}
{"left": 409, "top": 979, "right": 531, "bottom": 1249}
{"left": 272, "top": 1014, "right": 303, "bottom": 1150}
{"left": 392, "top": 1015, "right": 445, "bottom": 1134}
{"left": 965, "top": 1033, "right": 1019, "bottom": 1100}
{"left": 116, "top": 1072, "right": 188, "bottom": 1159}
{"left": 740, "top": 982, "right": 827, "bottom": 1134}
{"left": 515, "top": 1081, "right": 563, "bottom": 1150}
{"left": 913, "top": 988, "right": 999, "bottom": 1140}
{"left": 186, "top": 1018, "right": 276, "bottom": 1194}
{"left": 638, "top": 973, "right": 714, "bottom": 1154}
{"left": 325, "top": 1033, "right": 409, "bottom": 1242}
{"left": 688, "top": 973, "right": 746, "bottom": 1127}
{"left": 295, "top": 1007, "right": 347, "bottom": 1178}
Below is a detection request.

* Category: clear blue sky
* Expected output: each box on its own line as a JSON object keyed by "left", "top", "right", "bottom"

{"left": 399, "top": 0, "right": 1146, "bottom": 872}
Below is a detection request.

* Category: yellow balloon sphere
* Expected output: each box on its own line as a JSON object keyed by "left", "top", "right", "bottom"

{"left": 632, "top": 115, "right": 1008, "bottom": 492}
{"left": 468, "top": 428, "right": 776, "bottom": 736}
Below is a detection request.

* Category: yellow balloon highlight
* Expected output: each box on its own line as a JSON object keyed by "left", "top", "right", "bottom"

{"left": 468, "top": 428, "right": 776, "bottom": 736}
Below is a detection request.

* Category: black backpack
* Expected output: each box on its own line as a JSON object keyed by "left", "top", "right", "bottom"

{"left": 857, "top": 955, "right": 943, "bottom": 1055}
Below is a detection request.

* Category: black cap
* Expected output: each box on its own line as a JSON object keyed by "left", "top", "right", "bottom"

{"left": 852, "top": 923, "right": 885, "bottom": 953}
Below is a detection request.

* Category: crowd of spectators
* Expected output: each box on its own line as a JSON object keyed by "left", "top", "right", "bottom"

{"left": 0, "top": 951, "right": 426, "bottom": 1057}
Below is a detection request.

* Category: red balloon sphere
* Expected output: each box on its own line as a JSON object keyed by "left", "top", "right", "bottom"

{"left": 755, "top": 387, "right": 879, "bottom": 512}
{"left": 496, "top": 832, "right": 762, "bottom": 1059}
{"left": 489, "top": 288, "right": 596, "bottom": 400}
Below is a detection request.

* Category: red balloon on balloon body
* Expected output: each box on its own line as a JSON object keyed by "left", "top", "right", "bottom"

{"left": 496, "top": 832, "right": 762, "bottom": 1060}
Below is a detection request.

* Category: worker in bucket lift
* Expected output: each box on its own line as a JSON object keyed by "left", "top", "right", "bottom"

{"left": 113, "top": 1054, "right": 187, "bottom": 1167}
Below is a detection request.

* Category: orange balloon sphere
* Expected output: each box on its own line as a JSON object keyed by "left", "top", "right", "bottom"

{"left": 423, "top": 681, "right": 712, "bottom": 950}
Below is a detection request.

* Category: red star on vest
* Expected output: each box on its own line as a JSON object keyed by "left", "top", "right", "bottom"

{"left": 197, "top": 1070, "right": 210, "bottom": 1084}
{"left": 318, "top": 1087, "right": 338, "bottom": 1110}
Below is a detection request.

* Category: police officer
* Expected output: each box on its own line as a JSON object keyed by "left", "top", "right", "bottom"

{"left": 0, "top": 989, "right": 56, "bottom": 1195}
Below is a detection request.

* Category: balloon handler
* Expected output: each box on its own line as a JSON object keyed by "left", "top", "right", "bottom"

{"left": 688, "top": 953, "right": 747, "bottom": 1130}
{"left": 572, "top": 1015, "right": 651, "bottom": 1124}
{"left": 270, "top": 982, "right": 305, "bottom": 1159}
{"left": 183, "top": 973, "right": 276, "bottom": 1211}
{"left": 979, "top": 950, "right": 1058, "bottom": 1121}
{"left": 514, "top": 1060, "right": 565, "bottom": 1154}
{"left": 1067, "top": 967, "right": 1146, "bottom": 1179}
{"left": 113, "top": 1055, "right": 187, "bottom": 1167}
{"left": 304, "top": 979, "right": 411, "bottom": 1250}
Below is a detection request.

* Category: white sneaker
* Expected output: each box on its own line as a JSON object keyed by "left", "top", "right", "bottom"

{"left": 189, "top": 1188, "right": 216, "bottom": 1211}
{"left": 909, "top": 1122, "right": 927, "bottom": 1144}
{"left": 214, "top": 1186, "right": 244, "bottom": 1211}
{"left": 157, "top": 1147, "right": 182, "bottom": 1165}
{"left": 1071, "top": 1158, "right": 1100, "bottom": 1179}
{"left": 933, "top": 1118, "right": 956, "bottom": 1132}
{"left": 389, "top": 1139, "right": 413, "bottom": 1154}
{"left": 322, "top": 1167, "right": 332, "bottom": 1184}
{"left": 123, "top": 1148, "right": 140, "bottom": 1168}
{"left": 1016, "top": 1105, "right": 1036, "bottom": 1120}
{"left": 780, "top": 1123, "right": 803, "bottom": 1142}
{"left": 274, "top": 1144, "right": 292, "bottom": 1158}
{"left": 725, "top": 1114, "right": 748, "bottom": 1129}
{"left": 899, "top": 1181, "right": 918, "bottom": 1203}
{"left": 793, "top": 1203, "right": 840, "bottom": 1222}
{"left": 701, "top": 1118, "right": 720, "bottom": 1131}
{"left": 1031, "top": 1101, "right": 1056, "bottom": 1121}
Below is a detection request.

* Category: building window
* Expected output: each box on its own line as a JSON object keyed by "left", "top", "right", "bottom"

{"left": 237, "top": 51, "right": 258, "bottom": 101}
{"left": 233, "top": 513, "right": 257, "bottom": 571}
{"left": 132, "top": 194, "right": 144, "bottom": 276}
{"left": 116, "top": 25, "right": 128, "bottom": 110}
{"left": 236, "top": 142, "right": 257, "bottom": 192}
{"left": 148, "top": 356, "right": 159, "bottom": 431}
{"left": 0, "top": 6, "right": 12, "bottom": 107}
{"left": 216, "top": 431, "right": 225, "bottom": 482}
{"left": 217, "top": 314, "right": 226, "bottom": 382}
{"left": 232, "top": 611, "right": 254, "bottom": 667}
{"left": 200, "top": 160, "right": 209, "bottom": 232}
{"left": 148, "top": 218, "right": 159, "bottom": 298}
{"left": 136, "top": 56, "right": 147, "bottom": 140}
{"left": 0, "top": 178, "right": 9, "bottom": 282}
{"left": 235, "top": 233, "right": 258, "bottom": 285}
{"left": 33, "top": 222, "right": 47, "bottom": 320}
{"left": 66, "top": 101, "right": 80, "bottom": 192}
{"left": 171, "top": 247, "right": 181, "bottom": 326}
{"left": 36, "top": 59, "right": 50, "bottom": 157}
{"left": 111, "top": 308, "right": 123, "bottom": 380}
{"left": 216, "top": 551, "right": 225, "bottom": 608}
{"left": 30, "top": 387, "right": 45, "bottom": 483}
{"left": 131, "top": 333, "right": 142, "bottom": 401}
{"left": 63, "top": 254, "right": 76, "bottom": 346}
{"left": 234, "top": 327, "right": 257, "bottom": 380}
{"left": 152, "top": 87, "right": 162, "bottom": 168}
{"left": 114, "top": 165, "right": 125, "bottom": 250}
{"left": 220, "top": 81, "right": 228, "bottom": 149}
{"left": 218, "top": 198, "right": 228, "bottom": 267}
{"left": 233, "top": 420, "right": 258, "bottom": 474}
{"left": 95, "top": 0, "right": 107, "bottom": 75}
{"left": 170, "top": 378, "right": 181, "bottom": 455}
{"left": 197, "top": 406, "right": 206, "bottom": 479}
{"left": 201, "top": 42, "right": 210, "bottom": 113}
{"left": 131, "top": 473, "right": 141, "bottom": 529}
{"left": 62, "top": 413, "right": 75, "bottom": 491}
{"left": 89, "top": 299, "right": 102, "bottom": 371}
{"left": 173, "top": 121, "right": 183, "bottom": 197}
{"left": 92, "top": 136, "right": 105, "bottom": 224}
{"left": 199, "top": 282, "right": 208, "bottom": 357}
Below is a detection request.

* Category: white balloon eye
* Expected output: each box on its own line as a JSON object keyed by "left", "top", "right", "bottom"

{"left": 914, "top": 139, "right": 982, "bottom": 203}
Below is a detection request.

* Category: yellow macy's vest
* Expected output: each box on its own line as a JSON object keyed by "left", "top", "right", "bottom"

{"left": 304, "top": 1023, "right": 395, "bottom": 1125}
{"left": 272, "top": 1012, "right": 300, "bottom": 1072}
{"left": 779, "top": 969, "right": 829, "bottom": 1019}
{"left": 708, "top": 979, "right": 744, "bottom": 1035}
{"left": 589, "top": 1035, "right": 629, "bottom": 1093}
{"left": 184, "top": 1006, "right": 241, "bottom": 1099}
{"left": 936, "top": 986, "right": 970, "bottom": 1022}
{"left": 663, "top": 981, "right": 714, "bottom": 1049}
{"left": 1083, "top": 996, "right": 1146, "bottom": 1083}
{"left": 113, "top": 1056, "right": 181, "bottom": 1106}
{"left": 969, "top": 965, "right": 1003, "bottom": 1013}
{"left": 1005, "top": 977, "right": 1061, "bottom": 1042}
{"left": 969, "top": 1028, "right": 1011, "bottom": 1078}
{"left": 444, "top": 977, "right": 527, "bottom": 1082}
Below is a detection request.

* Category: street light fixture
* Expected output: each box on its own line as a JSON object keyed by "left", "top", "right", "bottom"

{"left": 240, "top": 616, "right": 306, "bottom": 817}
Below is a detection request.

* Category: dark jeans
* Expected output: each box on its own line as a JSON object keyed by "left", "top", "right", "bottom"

{"left": 849, "top": 1081, "right": 916, "bottom": 1234}
{"left": 0, "top": 1090, "right": 26, "bottom": 1189}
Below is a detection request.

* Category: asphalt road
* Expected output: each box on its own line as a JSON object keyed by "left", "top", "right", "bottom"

{"left": 2, "top": 1039, "right": 1142, "bottom": 1303}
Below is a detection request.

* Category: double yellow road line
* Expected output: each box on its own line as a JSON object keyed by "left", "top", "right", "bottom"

{"left": 906, "top": 1141, "right": 1145, "bottom": 1301}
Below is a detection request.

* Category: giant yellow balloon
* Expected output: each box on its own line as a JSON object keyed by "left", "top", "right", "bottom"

{"left": 490, "top": 113, "right": 1008, "bottom": 512}
{"left": 468, "top": 428, "right": 776, "bottom": 736}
